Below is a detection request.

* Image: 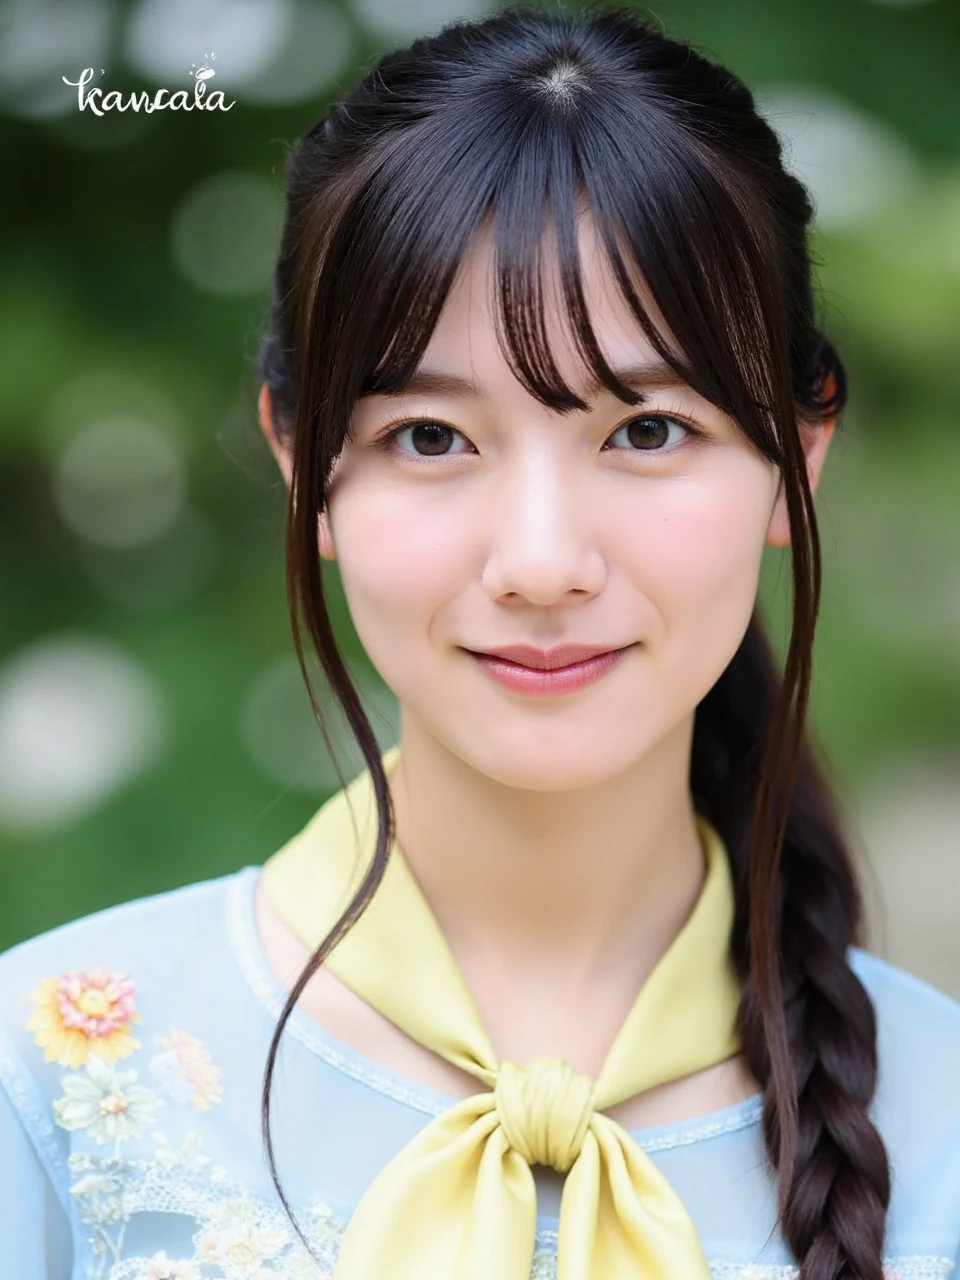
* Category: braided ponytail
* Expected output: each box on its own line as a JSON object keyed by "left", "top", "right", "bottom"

{"left": 695, "top": 615, "right": 891, "bottom": 1278}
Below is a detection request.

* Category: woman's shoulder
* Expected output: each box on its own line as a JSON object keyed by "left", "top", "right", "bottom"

{"left": 848, "top": 944, "right": 960, "bottom": 1143}
{"left": 0, "top": 867, "right": 247, "bottom": 1109}
{"left": 0, "top": 866, "right": 243, "bottom": 993}
{"left": 849, "top": 943, "right": 960, "bottom": 1046}
{"left": 0, "top": 867, "right": 257, "bottom": 1251}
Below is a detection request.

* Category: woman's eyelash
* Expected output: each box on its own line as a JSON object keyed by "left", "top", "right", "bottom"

{"left": 371, "top": 406, "right": 705, "bottom": 462}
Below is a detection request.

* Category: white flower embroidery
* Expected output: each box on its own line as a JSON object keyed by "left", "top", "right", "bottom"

{"left": 53, "top": 1052, "right": 165, "bottom": 1145}
{"left": 134, "top": 1251, "right": 203, "bottom": 1279}
{"left": 152, "top": 1129, "right": 212, "bottom": 1172}
{"left": 193, "top": 1195, "right": 290, "bottom": 1276}
{"left": 69, "top": 1168, "right": 127, "bottom": 1227}
{"left": 52, "top": 1154, "right": 960, "bottom": 1280}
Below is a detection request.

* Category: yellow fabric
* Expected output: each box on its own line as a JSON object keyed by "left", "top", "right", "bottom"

{"left": 260, "top": 743, "right": 743, "bottom": 1280}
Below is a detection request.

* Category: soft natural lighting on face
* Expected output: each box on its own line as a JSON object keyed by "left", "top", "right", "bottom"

{"left": 322, "top": 216, "right": 780, "bottom": 794}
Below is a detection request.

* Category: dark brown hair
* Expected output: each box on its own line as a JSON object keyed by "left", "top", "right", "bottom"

{"left": 254, "top": 5, "right": 890, "bottom": 1276}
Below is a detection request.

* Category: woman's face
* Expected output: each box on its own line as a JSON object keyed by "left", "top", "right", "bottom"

{"left": 292, "top": 215, "right": 826, "bottom": 793}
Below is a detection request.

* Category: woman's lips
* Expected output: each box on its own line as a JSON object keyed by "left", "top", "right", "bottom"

{"left": 466, "top": 644, "right": 636, "bottom": 696}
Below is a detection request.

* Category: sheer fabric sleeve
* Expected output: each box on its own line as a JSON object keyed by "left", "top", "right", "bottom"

{"left": 0, "top": 1075, "right": 73, "bottom": 1279}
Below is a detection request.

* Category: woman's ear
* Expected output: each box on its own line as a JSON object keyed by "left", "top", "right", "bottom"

{"left": 258, "top": 385, "right": 293, "bottom": 487}
{"left": 766, "top": 413, "right": 837, "bottom": 549}
{"left": 257, "top": 385, "right": 336, "bottom": 560}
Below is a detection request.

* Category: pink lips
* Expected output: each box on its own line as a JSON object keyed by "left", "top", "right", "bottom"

{"left": 469, "top": 642, "right": 628, "bottom": 670}
{"left": 466, "top": 644, "right": 635, "bottom": 696}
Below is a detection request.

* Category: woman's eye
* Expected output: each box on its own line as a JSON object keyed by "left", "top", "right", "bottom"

{"left": 603, "top": 414, "right": 693, "bottom": 454}
{"left": 374, "top": 412, "right": 696, "bottom": 461}
{"left": 376, "top": 420, "right": 473, "bottom": 459}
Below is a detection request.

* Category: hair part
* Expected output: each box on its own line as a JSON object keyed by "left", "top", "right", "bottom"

{"left": 254, "top": 6, "right": 889, "bottom": 1277}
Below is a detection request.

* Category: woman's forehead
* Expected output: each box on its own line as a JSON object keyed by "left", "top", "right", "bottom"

{"left": 424, "top": 230, "right": 677, "bottom": 400}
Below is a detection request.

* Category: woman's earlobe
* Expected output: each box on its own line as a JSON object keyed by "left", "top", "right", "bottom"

{"left": 765, "top": 481, "right": 791, "bottom": 548}
{"left": 765, "top": 414, "right": 838, "bottom": 549}
{"left": 258, "top": 385, "right": 334, "bottom": 558}
{"left": 317, "top": 511, "right": 336, "bottom": 560}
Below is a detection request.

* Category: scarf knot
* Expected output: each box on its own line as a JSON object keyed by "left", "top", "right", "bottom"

{"left": 494, "top": 1056, "right": 597, "bottom": 1172}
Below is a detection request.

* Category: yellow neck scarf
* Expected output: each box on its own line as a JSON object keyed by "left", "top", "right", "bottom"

{"left": 260, "top": 743, "right": 743, "bottom": 1280}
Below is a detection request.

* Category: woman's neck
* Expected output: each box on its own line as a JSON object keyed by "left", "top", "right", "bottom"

{"left": 387, "top": 717, "right": 708, "bottom": 1015}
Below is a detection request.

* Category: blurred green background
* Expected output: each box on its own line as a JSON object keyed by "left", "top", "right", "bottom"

{"left": 1, "top": 0, "right": 958, "bottom": 994}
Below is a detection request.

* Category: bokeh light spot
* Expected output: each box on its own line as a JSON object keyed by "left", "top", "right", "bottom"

{"left": 0, "top": 637, "right": 167, "bottom": 836}
{"left": 53, "top": 415, "right": 186, "bottom": 549}
{"left": 349, "top": 0, "right": 492, "bottom": 41}
{"left": 0, "top": 0, "right": 114, "bottom": 119}
{"left": 756, "top": 84, "right": 921, "bottom": 230}
{"left": 238, "top": 0, "right": 354, "bottom": 106}
{"left": 170, "top": 170, "right": 283, "bottom": 297}
{"left": 123, "top": 0, "right": 293, "bottom": 85}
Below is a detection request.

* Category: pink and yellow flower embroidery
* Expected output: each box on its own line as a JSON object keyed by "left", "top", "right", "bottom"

{"left": 150, "top": 1028, "right": 223, "bottom": 1110}
{"left": 27, "top": 966, "right": 141, "bottom": 1069}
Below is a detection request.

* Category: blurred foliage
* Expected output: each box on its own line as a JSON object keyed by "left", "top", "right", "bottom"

{"left": 0, "top": 0, "right": 958, "bottom": 953}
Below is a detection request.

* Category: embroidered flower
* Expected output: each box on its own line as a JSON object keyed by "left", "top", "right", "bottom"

{"left": 71, "top": 1171, "right": 123, "bottom": 1197}
{"left": 150, "top": 1027, "right": 223, "bottom": 1109}
{"left": 152, "top": 1128, "right": 213, "bottom": 1172}
{"left": 269, "top": 1252, "right": 326, "bottom": 1278}
{"left": 135, "top": 1252, "right": 203, "bottom": 1280}
{"left": 53, "top": 1053, "right": 165, "bottom": 1144}
{"left": 194, "top": 1196, "right": 289, "bottom": 1275}
{"left": 69, "top": 1167, "right": 127, "bottom": 1227}
{"left": 27, "top": 966, "right": 141, "bottom": 1068}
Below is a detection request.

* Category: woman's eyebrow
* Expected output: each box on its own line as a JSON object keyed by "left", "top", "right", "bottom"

{"left": 386, "top": 361, "right": 690, "bottom": 401}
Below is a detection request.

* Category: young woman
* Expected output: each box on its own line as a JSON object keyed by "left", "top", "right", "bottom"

{"left": 1, "top": 6, "right": 957, "bottom": 1279}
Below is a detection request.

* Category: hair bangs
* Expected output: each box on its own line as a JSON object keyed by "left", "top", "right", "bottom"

{"left": 313, "top": 106, "right": 704, "bottom": 429}
{"left": 304, "top": 37, "right": 788, "bottom": 474}
{"left": 487, "top": 151, "right": 693, "bottom": 418}
{"left": 300, "top": 132, "right": 489, "bottom": 417}
{"left": 575, "top": 94, "right": 792, "bottom": 465}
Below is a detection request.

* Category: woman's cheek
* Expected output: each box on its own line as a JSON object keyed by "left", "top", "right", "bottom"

{"left": 333, "top": 494, "right": 463, "bottom": 654}
{"left": 646, "top": 468, "right": 771, "bottom": 593}
{"left": 638, "top": 481, "right": 770, "bottom": 674}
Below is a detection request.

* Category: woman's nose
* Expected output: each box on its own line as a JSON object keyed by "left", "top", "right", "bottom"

{"left": 479, "top": 458, "right": 607, "bottom": 604}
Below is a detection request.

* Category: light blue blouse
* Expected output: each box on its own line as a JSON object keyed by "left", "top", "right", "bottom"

{"left": 0, "top": 864, "right": 958, "bottom": 1280}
